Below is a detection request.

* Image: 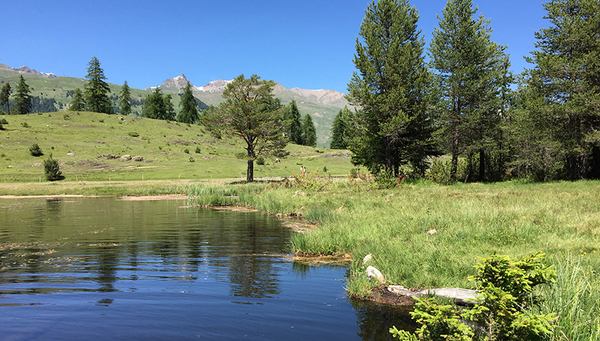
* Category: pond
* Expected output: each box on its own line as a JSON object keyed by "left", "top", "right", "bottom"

{"left": 0, "top": 197, "right": 413, "bottom": 340}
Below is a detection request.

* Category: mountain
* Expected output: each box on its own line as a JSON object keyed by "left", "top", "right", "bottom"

{"left": 0, "top": 63, "right": 56, "bottom": 78}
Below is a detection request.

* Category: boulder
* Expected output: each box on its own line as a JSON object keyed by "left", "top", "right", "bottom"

{"left": 121, "top": 155, "right": 132, "bottom": 161}
{"left": 366, "top": 266, "right": 384, "bottom": 283}
{"left": 133, "top": 156, "right": 144, "bottom": 162}
{"left": 387, "top": 285, "right": 481, "bottom": 305}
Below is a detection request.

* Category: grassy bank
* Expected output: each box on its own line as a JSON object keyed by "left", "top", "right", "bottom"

{"left": 189, "top": 178, "right": 599, "bottom": 340}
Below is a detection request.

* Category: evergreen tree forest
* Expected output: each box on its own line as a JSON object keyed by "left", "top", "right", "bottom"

{"left": 343, "top": 0, "right": 600, "bottom": 182}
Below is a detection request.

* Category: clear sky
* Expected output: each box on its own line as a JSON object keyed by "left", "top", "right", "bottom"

{"left": 1, "top": 0, "right": 547, "bottom": 93}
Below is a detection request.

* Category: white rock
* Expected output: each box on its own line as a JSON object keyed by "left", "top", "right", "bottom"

{"left": 428, "top": 229, "right": 437, "bottom": 235}
{"left": 366, "top": 266, "right": 384, "bottom": 283}
{"left": 67, "top": 152, "right": 75, "bottom": 156}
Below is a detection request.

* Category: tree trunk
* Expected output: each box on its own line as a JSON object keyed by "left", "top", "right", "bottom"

{"left": 247, "top": 159, "right": 254, "bottom": 182}
{"left": 479, "top": 149, "right": 485, "bottom": 181}
{"left": 451, "top": 130, "right": 460, "bottom": 181}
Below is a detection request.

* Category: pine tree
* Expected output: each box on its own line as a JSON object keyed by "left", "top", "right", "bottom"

{"left": 429, "top": 0, "right": 512, "bottom": 182}
{"left": 283, "top": 100, "right": 303, "bottom": 144}
{"left": 204, "top": 74, "right": 287, "bottom": 182}
{"left": 142, "top": 87, "right": 167, "bottom": 120}
{"left": 163, "top": 94, "right": 176, "bottom": 121}
{"left": 302, "top": 114, "right": 317, "bottom": 147}
{"left": 0, "top": 83, "right": 11, "bottom": 114}
{"left": 14, "top": 75, "right": 32, "bottom": 115}
{"left": 347, "top": 0, "right": 437, "bottom": 177}
{"left": 69, "top": 88, "right": 86, "bottom": 111}
{"left": 176, "top": 82, "right": 199, "bottom": 124}
{"left": 118, "top": 81, "right": 132, "bottom": 116}
{"left": 330, "top": 107, "right": 351, "bottom": 149}
{"left": 519, "top": 0, "right": 600, "bottom": 180}
{"left": 84, "top": 56, "right": 112, "bottom": 114}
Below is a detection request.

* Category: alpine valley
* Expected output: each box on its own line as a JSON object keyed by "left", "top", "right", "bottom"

{"left": 0, "top": 63, "right": 349, "bottom": 147}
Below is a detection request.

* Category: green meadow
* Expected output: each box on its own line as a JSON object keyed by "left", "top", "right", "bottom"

{"left": 0, "top": 111, "right": 354, "bottom": 184}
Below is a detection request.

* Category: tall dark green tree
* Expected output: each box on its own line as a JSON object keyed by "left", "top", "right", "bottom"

{"left": 518, "top": 0, "right": 600, "bottom": 180}
{"left": 283, "top": 100, "right": 303, "bottom": 144}
{"left": 14, "top": 75, "right": 32, "bottom": 115}
{"left": 302, "top": 114, "right": 317, "bottom": 147}
{"left": 0, "top": 83, "right": 11, "bottom": 114}
{"left": 429, "top": 0, "right": 512, "bottom": 182}
{"left": 204, "top": 74, "right": 287, "bottom": 182}
{"left": 118, "top": 81, "right": 132, "bottom": 116}
{"left": 69, "top": 88, "right": 86, "bottom": 111}
{"left": 163, "top": 94, "right": 176, "bottom": 121}
{"left": 330, "top": 107, "right": 352, "bottom": 149}
{"left": 84, "top": 56, "right": 112, "bottom": 114}
{"left": 347, "top": 0, "right": 437, "bottom": 177}
{"left": 176, "top": 82, "right": 200, "bottom": 124}
{"left": 142, "top": 87, "right": 168, "bottom": 120}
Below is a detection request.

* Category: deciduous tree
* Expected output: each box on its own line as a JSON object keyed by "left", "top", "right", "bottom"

{"left": 84, "top": 56, "right": 112, "bottom": 114}
{"left": 14, "top": 75, "right": 32, "bottom": 115}
{"left": 347, "top": 0, "right": 437, "bottom": 178}
{"left": 429, "top": 0, "right": 512, "bottom": 182}
{"left": 204, "top": 74, "right": 287, "bottom": 182}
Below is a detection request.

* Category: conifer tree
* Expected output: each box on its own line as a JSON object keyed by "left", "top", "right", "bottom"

{"left": 14, "top": 75, "right": 32, "bottom": 115}
{"left": 84, "top": 56, "right": 112, "bottom": 114}
{"left": 142, "top": 87, "right": 167, "bottom": 120}
{"left": 347, "top": 0, "right": 437, "bottom": 177}
{"left": 204, "top": 74, "right": 287, "bottom": 182}
{"left": 163, "top": 94, "right": 176, "bottom": 121}
{"left": 283, "top": 100, "right": 303, "bottom": 144}
{"left": 0, "top": 83, "right": 11, "bottom": 114}
{"left": 429, "top": 0, "right": 512, "bottom": 182}
{"left": 176, "top": 82, "right": 199, "bottom": 124}
{"left": 69, "top": 88, "right": 86, "bottom": 111}
{"left": 302, "top": 114, "right": 317, "bottom": 147}
{"left": 330, "top": 107, "right": 351, "bottom": 149}
{"left": 118, "top": 81, "right": 132, "bottom": 116}
{"left": 518, "top": 0, "right": 600, "bottom": 180}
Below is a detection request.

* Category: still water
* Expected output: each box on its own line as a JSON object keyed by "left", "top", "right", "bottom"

{"left": 0, "top": 197, "right": 412, "bottom": 340}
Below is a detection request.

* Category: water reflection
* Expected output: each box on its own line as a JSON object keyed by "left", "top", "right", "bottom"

{"left": 0, "top": 197, "right": 415, "bottom": 340}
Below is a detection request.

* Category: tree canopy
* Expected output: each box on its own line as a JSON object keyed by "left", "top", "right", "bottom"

{"left": 14, "top": 75, "right": 32, "bottom": 115}
{"left": 69, "top": 88, "right": 86, "bottom": 111}
{"left": 302, "top": 114, "right": 317, "bottom": 147}
{"left": 330, "top": 107, "right": 352, "bottom": 149}
{"left": 84, "top": 56, "right": 112, "bottom": 114}
{"left": 204, "top": 74, "right": 287, "bottom": 182}
{"left": 347, "top": 0, "right": 437, "bottom": 177}
{"left": 142, "top": 87, "right": 175, "bottom": 121}
{"left": 283, "top": 100, "right": 303, "bottom": 145}
{"left": 118, "top": 81, "right": 132, "bottom": 116}
{"left": 0, "top": 83, "right": 11, "bottom": 114}
{"left": 176, "top": 82, "right": 200, "bottom": 124}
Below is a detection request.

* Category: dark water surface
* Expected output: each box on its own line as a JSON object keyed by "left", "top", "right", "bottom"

{"left": 0, "top": 197, "right": 412, "bottom": 340}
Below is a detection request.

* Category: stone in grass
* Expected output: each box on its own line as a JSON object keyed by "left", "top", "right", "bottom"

{"left": 133, "top": 156, "right": 144, "bottom": 162}
{"left": 387, "top": 285, "right": 481, "bottom": 305}
{"left": 366, "top": 266, "right": 384, "bottom": 283}
{"left": 121, "top": 155, "right": 132, "bottom": 161}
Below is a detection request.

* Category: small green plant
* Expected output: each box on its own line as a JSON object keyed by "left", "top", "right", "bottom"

{"left": 63, "top": 114, "right": 70, "bottom": 120}
{"left": 256, "top": 155, "right": 265, "bottom": 165}
{"left": 189, "top": 157, "right": 195, "bottom": 162}
{"left": 128, "top": 131, "right": 139, "bottom": 137}
{"left": 391, "top": 251, "right": 556, "bottom": 341}
{"left": 43, "top": 154, "right": 63, "bottom": 181}
{"left": 99, "top": 119, "right": 104, "bottom": 123}
{"left": 183, "top": 148, "right": 190, "bottom": 154}
{"left": 0, "top": 118, "right": 8, "bottom": 124}
{"left": 195, "top": 146, "right": 201, "bottom": 154}
{"left": 29, "top": 143, "right": 44, "bottom": 157}
{"left": 349, "top": 168, "right": 359, "bottom": 178}
{"left": 21, "top": 122, "right": 30, "bottom": 128}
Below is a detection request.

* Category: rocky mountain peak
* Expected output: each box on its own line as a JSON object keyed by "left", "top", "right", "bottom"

{"left": 0, "top": 64, "right": 57, "bottom": 78}
{"left": 195, "top": 79, "right": 232, "bottom": 93}
{"left": 160, "top": 74, "right": 190, "bottom": 89}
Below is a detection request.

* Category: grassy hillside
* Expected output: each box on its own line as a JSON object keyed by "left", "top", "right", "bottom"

{"left": 0, "top": 111, "right": 354, "bottom": 183}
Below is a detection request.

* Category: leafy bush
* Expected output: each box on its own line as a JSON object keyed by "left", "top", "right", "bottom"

{"left": 128, "top": 131, "right": 139, "bottom": 137}
{"left": 195, "top": 146, "right": 201, "bottom": 154}
{"left": 63, "top": 114, "right": 70, "bottom": 120}
{"left": 0, "top": 118, "right": 8, "bottom": 124}
{"left": 256, "top": 155, "right": 265, "bottom": 165}
{"left": 29, "top": 143, "right": 44, "bottom": 157}
{"left": 21, "top": 122, "right": 30, "bottom": 128}
{"left": 183, "top": 148, "right": 190, "bottom": 154}
{"left": 43, "top": 154, "right": 63, "bottom": 181}
{"left": 391, "top": 252, "right": 556, "bottom": 341}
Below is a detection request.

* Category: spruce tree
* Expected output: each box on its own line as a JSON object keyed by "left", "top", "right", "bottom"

{"left": 163, "top": 94, "right": 176, "bottom": 121}
{"left": 302, "top": 114, "right": 317, "bottom": 147}
{"left": 118, "top": 81, "right": 132, "bottom": 116}
{"left": 429, "top": 0, "right": 512, "bottom": 182}
{"left": 330, "top": 107, "right": 351, "bottom": 149}
{"left": 84, "top": 56, "right": 112, "bottom": 114}
{"left": 176, "top": 82, "right": 199, "bottom": 124}
{"left": 0, "top": 83, "right": 11, "bottom": 114}
{"left": 347, "top": 0, "right": 436, "bottom": 177}
{"left": 519, "top": 0, "right": 600, "bottom": 180}
{"left": 142, "top": 87, "right": 166, "bottom": 120}
{"left": 284, "top": 100, "right": 303, "bottom": 144}
{"left": 14, "top": 75, "right": 32, "bottom": 115}
{"left": 69, "top": 88, "right": 86, "bottom": 111}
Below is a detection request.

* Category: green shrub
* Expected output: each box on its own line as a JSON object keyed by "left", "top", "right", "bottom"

{"left": 256, "top": 156, "right": 265, "bottom": 165}
{"left": 183, "top": 148, "right": 190, "bottom": 154}
{"left": 0, "top": 118, "right": 8, "bottom": 124}
{"left": 63, "top": 114, "right": 70, "bottom": 120}
{"left": 43, "top": 154, "right": 63, "bottom": 181}
{"left": 128, "top": 131, "right": 139, "bottom": 137}
{"left": 21, "top": 122, "right": 30, "bottom": 128}
{"left": 195, "top": 146, "right": 201, "bottom": 154}
{"left": 391, "top": 252, "right": 556, "bottom": 341}
{"left": 29, "top": 143, "right": 44, "bottom": 157}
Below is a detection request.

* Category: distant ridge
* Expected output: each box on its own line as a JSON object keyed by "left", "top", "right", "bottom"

{"left": 0, "top": 63, "right": 56, "bottom": 78}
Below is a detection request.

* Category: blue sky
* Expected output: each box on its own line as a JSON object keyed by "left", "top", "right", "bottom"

{"left": 2, "top": 0, "right": 547, "bottom": 93}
